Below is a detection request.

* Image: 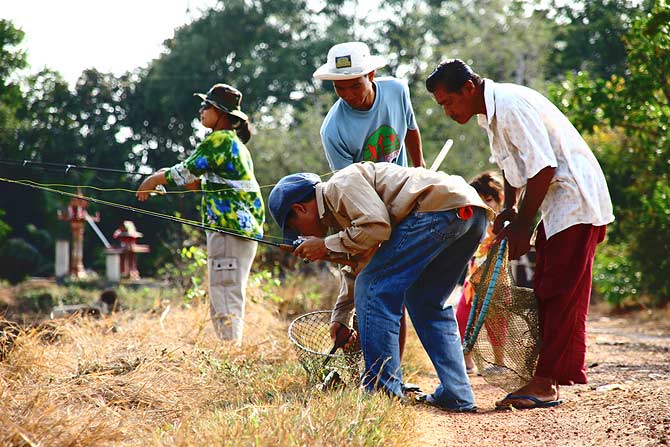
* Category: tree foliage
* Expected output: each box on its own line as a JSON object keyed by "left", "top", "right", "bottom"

{"left": 1, "top": 66, "right": 142, "bottom": 277}
{"left": 549, "top": 2, "right": 670, "bottom": 302}
{"left": 373, "top": 0, "right": 556, "bottom": 176}
{"left": 124, "top": 0, "right": 347, "bottom": 171}
{"left": 0, "top": 19, "right": 26, "bottom": 142}
{"left": 0, "top": 20, "right": 27, "bottom": 243}
{"left": 543, "top": 0, "right": 652, "bottom": 78}
{"left": 0, "top": 1, "right": 665, "bottom": 304}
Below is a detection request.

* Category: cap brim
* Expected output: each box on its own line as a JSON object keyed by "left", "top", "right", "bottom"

{"left": 193, "top": 93, "right": 248, "bottom": 121}
{"left": 276, "top": 184, "right": 318, "bottom": 244}
{"left": 313, "top": 56, "right": 387, "bottom": 80}
{"left": 282, "top": 228, "right": 300, "bottom": 245}
{"left": 277, "top": 206, "right": 300, "bottom": 244}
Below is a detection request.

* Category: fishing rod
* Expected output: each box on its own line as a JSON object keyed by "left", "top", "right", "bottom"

{"left": 0, "top": 159, "right": 139, "bottom": 176}
{"left": 0, "top": 177, "right": 355, "bottom": 267}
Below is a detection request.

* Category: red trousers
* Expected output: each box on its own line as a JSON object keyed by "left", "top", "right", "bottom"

{"left": 456, "top": 292, "right": 470, "bottom": 341}
{"left": 534, "top": 222, "right": 606, "bottom": 385}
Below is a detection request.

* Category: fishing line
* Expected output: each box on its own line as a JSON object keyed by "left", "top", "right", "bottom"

{"left": 0, "top": 176, "right": 287, "bottom": 247}
{"left": 0, "top": 159, "right": 337, "bottom": 195}
{"left": 0, "top": 159, "right": 132, "bottom": 175}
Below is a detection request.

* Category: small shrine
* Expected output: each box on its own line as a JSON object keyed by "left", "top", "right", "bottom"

{"left": 57, "top": 192, "right": 99, "bottom": 278}
{"left": 107, "top": 220, "right": 150, "bottom": 280}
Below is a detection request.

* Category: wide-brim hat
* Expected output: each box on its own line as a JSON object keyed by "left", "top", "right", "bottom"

{"left": 194, "top": 83, "right": 248, "bottom": 121}
{"left": 313, "top": 41, "right": 387, "bottom": 81}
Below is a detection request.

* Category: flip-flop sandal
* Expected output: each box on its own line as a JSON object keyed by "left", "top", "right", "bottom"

{"left": 495, "top": 394, "right": 563, "bottom": 410}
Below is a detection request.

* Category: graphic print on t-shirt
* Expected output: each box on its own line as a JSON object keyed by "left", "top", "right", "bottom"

{"left": 362, "top": 125, "right": 401, "bottom": 163}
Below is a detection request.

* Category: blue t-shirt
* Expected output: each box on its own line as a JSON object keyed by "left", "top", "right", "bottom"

{"left": 320, "top": 77, "right": 418, "bottom": 170}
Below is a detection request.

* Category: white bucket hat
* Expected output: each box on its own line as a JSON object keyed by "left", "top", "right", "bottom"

{"left": 313, "top": 41, "right": 387, "bottom": 81}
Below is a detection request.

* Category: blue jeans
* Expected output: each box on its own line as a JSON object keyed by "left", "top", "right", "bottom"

{"left": 354, "top": 207, "right": 486, "bottom": 410}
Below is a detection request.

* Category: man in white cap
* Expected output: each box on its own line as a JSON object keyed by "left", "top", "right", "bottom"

{"left": 314, "top": 41, "right": 424, "bottom": 170}
{"left": 313, "top": 41, "right": 425, "bottom": 393}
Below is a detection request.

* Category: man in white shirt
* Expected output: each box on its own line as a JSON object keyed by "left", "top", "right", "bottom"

{"left": 426, "top": 59, "right": 614, "bottom": 410}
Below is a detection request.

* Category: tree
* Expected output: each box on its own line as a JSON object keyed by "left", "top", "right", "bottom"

{"left": 124, "top": 0, "right": 348, "bottom": 171}
{"left": 549, "top": 2, "right": 670, "bottom": 303}
{"left": 544, "top": 0, "right": 653, "bottom": 79}
{"left": 372, "top": 0, "right": 556, "bottom": 175}
{"left": 0, "top": 67, "right": 143, "bottom": 278}
{"left": 0, "top": 20, "right": 27, "bottom": 247}
{"left": 0, "top": 19, "right": 26, "bottom": 148}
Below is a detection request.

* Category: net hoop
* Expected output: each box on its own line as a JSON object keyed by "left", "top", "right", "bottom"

{"left": 288, "top": 310, "right": 349, "bottom": 359}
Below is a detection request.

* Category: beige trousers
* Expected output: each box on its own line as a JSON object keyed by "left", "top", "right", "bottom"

{"left": 206, "top": 231, "right": 257, "bottom": 343}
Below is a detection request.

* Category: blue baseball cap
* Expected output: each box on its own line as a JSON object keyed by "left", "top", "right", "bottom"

{"left": 268, "top": 172, "right": 322, "bottom": 243}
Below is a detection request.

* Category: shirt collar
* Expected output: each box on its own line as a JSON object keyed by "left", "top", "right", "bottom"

{"left": 315, "top": 183, "right": 340, "bottom": 229}
{"left": 315, "top": 183, "right": 327, "bottom": 219}
{"left": 480, "top": 78, "right": 496, "bottom": 125}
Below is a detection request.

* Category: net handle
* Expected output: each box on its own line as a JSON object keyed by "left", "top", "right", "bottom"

{"left": 463, "top": 239, "right": 503, "bottom": 345}
{"left": 463, "top": 239, "right": 507, "bottom": 353}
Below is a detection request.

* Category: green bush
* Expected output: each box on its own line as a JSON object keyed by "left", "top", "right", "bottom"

{"left": 158, "top": 244, "right": 208, "bottom": 305}
{"left": 0, "top": 238, "right": 46, "bottom": 284}
{"left": 548, "top": 3, "right": 670, "bottom": 305}
{"left": 592, "top": 242, "right": 642, "bottom": 308}
{"left": 0, "top": 210, "right": 10, "bottom": 246}
{"left": 633, "top": 181, "right": 670, "bottom": 303}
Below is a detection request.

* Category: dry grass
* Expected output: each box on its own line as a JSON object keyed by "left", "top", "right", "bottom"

{"left": 0, "top": 295, "right": 418, "bottom": 446}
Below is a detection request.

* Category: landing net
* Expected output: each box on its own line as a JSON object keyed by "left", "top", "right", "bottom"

{"left": 288, "top": 310, "right": 362, "bottom": 386}
{"left": 463, "top": 240, "right": 541, "bottom": 392}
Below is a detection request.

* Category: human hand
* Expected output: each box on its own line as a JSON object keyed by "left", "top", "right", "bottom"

{"left": 292, "top": 236, "right": 328, "bottom": 262}
{"left": 136, "top": 174, "right": 159, "bottom": 202}
{"left": 495, "top": 217, "right": 532, "bottom": 260}
{"left": 493, "top": 207, "right": 518, "bottom": 234}
{"left": 329, "top": 322, "right": 357, "bottom": 349}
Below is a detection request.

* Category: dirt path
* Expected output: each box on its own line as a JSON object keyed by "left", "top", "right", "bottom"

{"left": 413, "top": 308, "right": 670, "bottom": 447}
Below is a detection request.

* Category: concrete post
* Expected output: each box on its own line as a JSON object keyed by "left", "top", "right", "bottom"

{"left": 55, "top": 240, "right": 69, "bottom": 278}
{"left": 106, "top": 252, "right": 121, "bottom": 283}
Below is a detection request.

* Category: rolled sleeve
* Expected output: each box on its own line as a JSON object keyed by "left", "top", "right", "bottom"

{"left": 502, "top": 103, "right": 557, "bottom": 182}
{"left": 167, "top": 162, "right": 198, "bottom": 186}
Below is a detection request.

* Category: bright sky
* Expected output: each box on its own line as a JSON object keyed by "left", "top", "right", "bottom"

{"left": 2, "top": 0, "right": 218, "bottom": 87}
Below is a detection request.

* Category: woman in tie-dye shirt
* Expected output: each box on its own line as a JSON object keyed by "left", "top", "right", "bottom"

{"left": 137, "top": 83, "right": 264, "bottom": 344}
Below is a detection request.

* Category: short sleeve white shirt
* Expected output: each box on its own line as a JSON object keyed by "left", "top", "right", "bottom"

{"left": 477, "top": 79, "right": 614, "bottom": 238}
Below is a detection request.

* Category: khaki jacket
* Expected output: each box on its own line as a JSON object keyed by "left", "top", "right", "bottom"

{"left": 314, "top": 162, "right": 494, "bottom": 325}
